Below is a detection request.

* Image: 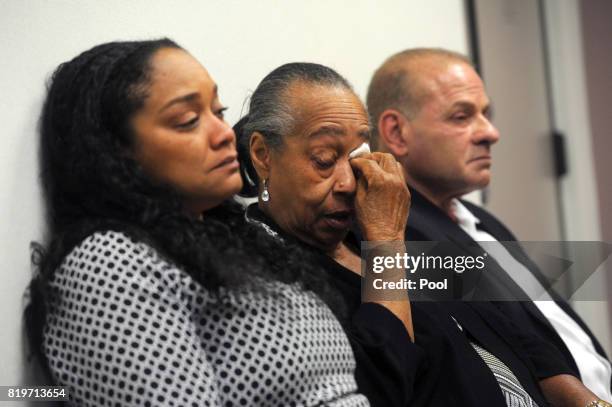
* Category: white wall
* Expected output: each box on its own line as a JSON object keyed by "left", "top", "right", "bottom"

{"left": 0, "top": 0, "right": 469, "bottom": 388}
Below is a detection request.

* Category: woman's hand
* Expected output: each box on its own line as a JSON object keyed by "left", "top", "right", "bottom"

{"left": 351, "top": 153, "right": 414, "bottom": 340}
{"left": 350, "top": 152, "right": 410, "bottom": 242}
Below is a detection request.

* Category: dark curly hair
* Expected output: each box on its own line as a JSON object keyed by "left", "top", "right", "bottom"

{"left": 26, "top": 41, "right": 345, "bottom": 374}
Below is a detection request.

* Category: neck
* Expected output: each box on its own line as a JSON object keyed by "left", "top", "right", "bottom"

{"left": 327, "top": 240, "right": 346, "bottom": 259}
{"left": 399, "top": 164, "right": 457, "bottom": 218}
{"left": 184, "top": 199, "right": 211, "bottom": 220}
{"left": 329, "top": 241, "right": 361, "bottom": 275}
{"left": 409, "top": 181, "right": 459, "bottom": 219}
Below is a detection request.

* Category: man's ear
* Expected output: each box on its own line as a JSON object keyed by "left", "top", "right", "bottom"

{"left": 249, "top": 132, "right": 271, "bottom": 180}
{"left": 378, "top": 109, "right": 411, "bottom": 157}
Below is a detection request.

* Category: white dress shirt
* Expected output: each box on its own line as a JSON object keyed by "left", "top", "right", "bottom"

{"left": 451, "top": 199, "right": 612, "bottom": 401}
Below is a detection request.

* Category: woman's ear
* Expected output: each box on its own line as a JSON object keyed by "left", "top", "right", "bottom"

{"left": 378, "top": 109, "right": 411, "bottom": 157}
{"left": 249, "top": 132, "right": 271, "bottom": 180}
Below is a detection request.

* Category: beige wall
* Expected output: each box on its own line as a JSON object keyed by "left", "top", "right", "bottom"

{"left": 580, "top": 0, "right": 612, "bottom": 333}
{"left": 581, "top": 1, "right": 612, "bottom": 246}
{"left": 475, "top": 0, "right": 562, "bottom": 242}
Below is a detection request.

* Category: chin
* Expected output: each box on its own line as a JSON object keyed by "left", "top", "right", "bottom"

{"left": 320, "top": 230, "right": 350, "bottom": 250}
{"left": 469, "top": 170, "right": 491, "bottom": 187}
{"left": 472, "top": 179, "right": 490, "bottom": 191}
{"left": 191, "top": 181, "right": 243, "bottom": 214}
{"left": 220, "top": 173, "right": 244, "bottom": 197}
{"left": 229, "top": 177, "right": 244, "bottom": 196}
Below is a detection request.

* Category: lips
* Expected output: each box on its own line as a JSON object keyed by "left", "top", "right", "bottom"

{"left": 212, "top": 155, "right": 239, "bottom": 171}
{"left": 469, "top": 155, "right": 491, "bottom": 163}
{"left": 322, "top": 209, "right": 354, "bottom": 230}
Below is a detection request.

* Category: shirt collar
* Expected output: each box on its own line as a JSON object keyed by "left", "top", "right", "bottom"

{"left": 451, "top": 198, "right": 481, "bottom": 235}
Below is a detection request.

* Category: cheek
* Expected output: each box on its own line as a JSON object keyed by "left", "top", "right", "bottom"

{"left": 142, "top": 128, "right": 202, "bottom": 160}
{"left": 434, "top": 130, "right": 469, "bottom": 164}
{"left": 180, "top": 135, "right": 210, "bottom": 163}
{"left": 300, "top": 180, "right": 334, "bottom": 213}
{"left": 149, "top": 138, "right": 210, "bottom": 186}
{"left": 412, "top": 137, "right": 446, "bottom": 167}
{"left": 271, "top": 168, "right": 333, "bottom": 227}
{"left": 459, "top": 138, "right": 477, "bottom": 167}
{"left": 168, "top": 147, "right": 207, "bottom": 186}
{"left": 282, "top": 174, "right": 332, "bottom": 214}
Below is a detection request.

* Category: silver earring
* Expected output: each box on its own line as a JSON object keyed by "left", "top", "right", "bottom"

{"left": 261, "top": 179, "right": 270, "bottom": 202}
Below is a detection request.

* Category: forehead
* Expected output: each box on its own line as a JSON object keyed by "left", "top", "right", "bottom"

{"left": 286, "top": 81, "right": 370, "bottom": 137}
{"left": 145, "top": 48, "right": 214, "bottom": 104}
{"left": 420, "top": 62, "right": 489, "bottom": 110}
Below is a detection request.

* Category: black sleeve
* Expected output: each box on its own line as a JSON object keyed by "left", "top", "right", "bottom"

{"left": 493, "top": 301, "right": 577, "bottom": 380}
{"left": 348, "top": 302, "right": 425, "bottom": 407}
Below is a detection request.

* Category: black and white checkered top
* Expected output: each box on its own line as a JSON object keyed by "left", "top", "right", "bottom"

{"left": 43, "top": 230, "right": 370, "bottom": 407}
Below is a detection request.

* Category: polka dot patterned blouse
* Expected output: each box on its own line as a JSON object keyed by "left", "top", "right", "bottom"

{"left": 43, "top": 230, "right": 370, "bottom": 406}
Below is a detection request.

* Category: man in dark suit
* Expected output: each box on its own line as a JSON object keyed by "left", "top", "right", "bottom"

{"left": 366, "top": 47, "right": 612, "bottom": 403}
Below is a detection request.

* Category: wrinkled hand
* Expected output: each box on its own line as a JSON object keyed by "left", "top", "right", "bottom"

{"left": 350, "top": 152, "right": 410, "bottom": 241}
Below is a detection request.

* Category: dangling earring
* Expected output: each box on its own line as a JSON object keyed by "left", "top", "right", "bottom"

{"left": 261, "top": 179, "right": 270, "bottom": 202}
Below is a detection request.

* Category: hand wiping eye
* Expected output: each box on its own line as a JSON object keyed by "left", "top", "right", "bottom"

{"left": 348, "top": 142, "right": 371, "bottom": 159}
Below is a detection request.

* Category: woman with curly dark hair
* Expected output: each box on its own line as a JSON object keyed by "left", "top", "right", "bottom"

{"left": 25, "top": 40, "right": 373, "bottom": 406}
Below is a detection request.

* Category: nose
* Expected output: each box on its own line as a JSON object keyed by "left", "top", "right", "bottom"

{"left": 333, "top": 160, "right": 357, "bottom": 195}
{"left": 209, "top": 117, "right": 236, "bottom": 149}
{"left": 474, "top": 115, "right": 500, "bottom": 146}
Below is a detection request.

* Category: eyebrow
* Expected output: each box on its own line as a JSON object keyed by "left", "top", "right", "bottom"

{"left": 308, "top": 125, "right": 370, "bottom": 140}
{"left": 450, "top": 100, "right": 493, "bottom": 111}
{"left": 158, "top": 84, "right": 218, "bottom": 113}
{"left": 309, "top": 126, "right": 345, "bottom": 139}
{"left": 450, "top": 101, "right": 476, "bottom": 111}
{"left": 450, "top": 100, "right": 494, "bottom": 119}
{"left": 159, "top": 92, "right": 199, "bottom": 113}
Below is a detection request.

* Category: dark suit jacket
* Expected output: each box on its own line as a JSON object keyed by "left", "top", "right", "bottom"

{"left": 319, "top": 237, "right": 554, "bottom": 407}
{"left": 406, "top": 188, "right": 610, "bottom": 387}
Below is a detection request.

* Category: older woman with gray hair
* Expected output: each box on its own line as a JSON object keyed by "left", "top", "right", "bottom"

{"left": 235, "top": 62, "right": 420, "bottom": 407}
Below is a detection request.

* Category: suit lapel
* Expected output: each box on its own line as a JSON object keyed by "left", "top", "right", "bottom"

{"left": 409, "top": 190, "right": 537, "bottom": 301}
{"left": 456, "top": 198, "right": 609, "bottom": 366}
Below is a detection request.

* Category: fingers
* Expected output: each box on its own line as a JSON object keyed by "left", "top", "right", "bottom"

{"left": 350, "top": 156, "right": 380, "bottom": 181}
{"left": 351, "top": 151, "right": 410, "bottom": 242}
{"left": 379, "top": 153, "right": 400, "bottom": 176}
{"left": 351, "top": 152, "right": 404, "bottom": 181}
{"left": 396, "top": 161, "right": 406, "bottom": 184}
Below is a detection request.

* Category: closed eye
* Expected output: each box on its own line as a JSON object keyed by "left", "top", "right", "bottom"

{"left": 176, "top": 116, "right": 199, "bottom": 130}
{"left": 312, "top": 153, "right": 337, "bottom": 171}
{"left": 449, "top": 101, "right": 476, "bottom": 123}
{"left": 214, "top": 107, "right": 228, "bottom": 120}
{"left": 483, "top": 105, "right": 494, "bottom": 120}
{"left": 452, "top": 113, "right": 469, "bottom": 122}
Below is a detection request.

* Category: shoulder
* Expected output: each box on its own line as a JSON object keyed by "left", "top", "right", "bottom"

{"left": 45, "top": 230, "right": 223, "bottom": 404}
{"left": 62, "top": 229, "right": 160, "bottom": 262}
{"left": 53, "top": 230, "right": 202, "bottom": 304}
